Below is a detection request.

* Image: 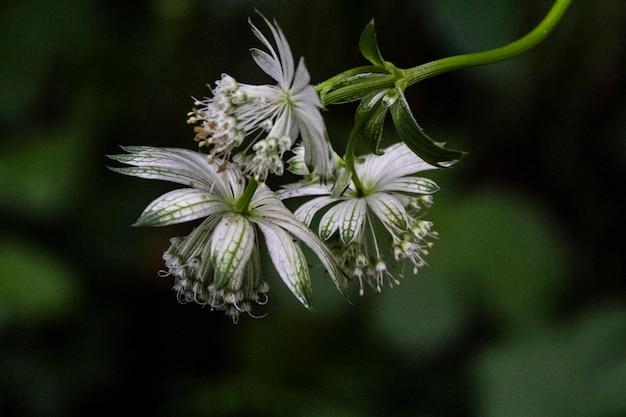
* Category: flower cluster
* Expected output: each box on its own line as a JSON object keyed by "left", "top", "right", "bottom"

{"left": 108, "top": 147, "right": 345, "bottom": 322}
{"left": 110, "top": 12, "right": 462, "bottom": 321}
{"left": 187, "top": 17, "right": 333, "bottom": 182}
{"left": 279, "top": 143, "right": 440, "bottom": 295}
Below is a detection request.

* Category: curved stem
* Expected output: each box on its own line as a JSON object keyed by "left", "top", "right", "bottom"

{"left": 406, "top": 0, "right": 572, "bottom": 86}
{"left": 344, "top": 131, "right": 365, "bottom": 195}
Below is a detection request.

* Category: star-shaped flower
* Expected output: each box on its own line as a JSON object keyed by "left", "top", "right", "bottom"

{"left": 187, "top": 15, "right": 333, "bottom": 181}
{"left": 279, "top": 142, "right": 439, "bottom": 294}
{"left": 108, "top": 146, "right": 345, "bottom": 321}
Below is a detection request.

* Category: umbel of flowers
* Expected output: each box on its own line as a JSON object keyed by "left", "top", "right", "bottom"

{"left": 109, "top": 3, "right": 572, "bottom": 321}
{"left": 279, "top": 142, "right": 440, "bottom": 295}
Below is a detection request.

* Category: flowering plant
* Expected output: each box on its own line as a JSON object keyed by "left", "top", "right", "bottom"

{"left": 109, "top": 3, "right": 571, "bottom": 321}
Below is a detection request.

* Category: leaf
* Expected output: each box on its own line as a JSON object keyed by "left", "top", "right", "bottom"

{"left": 390, "top": 92, "right": 466, "bottom": 167}
{"left": 359, "top": 19, "right": 385, "bottom": 67}
{"left": 330, "top": 166, "right": 352, "bottom": 199}
{"left": 317, "top": 66, "right": 391, "bottom": 105}
{"left": 353, "top": 91, "right": 389, "bottom": 155}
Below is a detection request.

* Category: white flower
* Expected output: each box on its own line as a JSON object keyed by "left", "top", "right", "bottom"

{"left": 108, "top": 146, "right": 345, "bottom": 322}
{"left": 279, "top": 142, "right": 439, "bottom": 294}
{"left": 187, "top": 15, "right": 333, "bottom": 182}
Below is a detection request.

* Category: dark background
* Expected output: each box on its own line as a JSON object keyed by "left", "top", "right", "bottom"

{"left": 1, "top": 1, "right": 625, "bottom": 416}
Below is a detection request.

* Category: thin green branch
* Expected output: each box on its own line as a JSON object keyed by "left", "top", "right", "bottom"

{"left": 405, "top": 0, "right": 572, "bottom": 86}
{"left": 344, "top": 131, "right": 365, "bottom": 195}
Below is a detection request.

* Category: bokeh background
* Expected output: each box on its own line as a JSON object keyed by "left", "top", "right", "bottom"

{"left": 1, "top": 0, "right": 625, "bottom": 416}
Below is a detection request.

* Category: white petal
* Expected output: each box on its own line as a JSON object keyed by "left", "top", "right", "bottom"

{"left": 249, "top": 19, "right": 278, "bottom": 60}
{"left": 256, "top": 222, "right": 312, "bottom": 309}
{"left": 252, "top": 208, "right": 348, "bottom": 296}
{"left": 356, "top": 143, "right": 436, "bottom": 190}
{"left": 319, "top": 200, "right": 366, "bottom": 243}
{"left": 135, "top": 189, "right": 228, "bottom": 226}
{"left": 292, "top": 57, "right": 312, "bottom": 92}
{"left": 108, "top": 146, "right": 237, "bottom": 199}
{"left": 293, "top": 196, "right": 337, "bottom": 225}
{"left": 297, "top": 110, "right": 332, "bottom": 178}
{"left": 378, "top": 177, "right": 440, "bottom": 195}
{"left": 249, "top": 16, "right": 294, "bottom": 87}
{"left": 250, "top": 48, "right": 282, "bottom": 84}
{"left": 339, "top": 199, "right": 367, "bottom": 245}
{"left": 318, "top": 202, "right": 343, "bottom": 241}
{"left": 367, "top": 193, "right": 408, "bottom": 233}
{"left": 266, "top": 20, "right": 294, "bottom": 86}
{"left": 210, "top": 214, "right": 255, "bottom": 289}
{"left": 276, "top": 181, "right": 331, "bottom": 200}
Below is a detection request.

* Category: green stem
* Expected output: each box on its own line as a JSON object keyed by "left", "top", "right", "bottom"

{"left": 405, "top": 0, "right": 572, "bottom": 86}
{"left": 344, "top": 130, "right": 365, "bottom": 195}
{"left": 234, "top": 179, "right": 259, "bottom": 214}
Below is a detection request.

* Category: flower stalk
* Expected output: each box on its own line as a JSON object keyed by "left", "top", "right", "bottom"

{"left": 405, "top": 0, "right": 573, "bottom": 86}
{"left": 234, "top": 179, "right": 259, "bottom": 214}
{"left": 316, "top": 0, "right": 571, "bottom": 193}
{"left": 344, "top": 130, "right": 365, "bottom": 196}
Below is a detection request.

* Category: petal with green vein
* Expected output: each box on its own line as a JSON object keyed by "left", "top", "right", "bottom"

{"left": 318, "top": 201, "right": 345, "bottom": 241}
{"left": 293, "top": 196, "right": 337, "bottom": 226}
{"left": 367, "top": 193, "right": 408, "bottom": 232}
{"left": 339, "top": 198, "right": 367, "bottom": 245}
{"left": 256, "top": 222, "right": 312, "bottom": 309}
{"left": 210, "top": 214, "right": 255, "bottom": 290}
{"left": 379, "top": 177, "right": 440, "bottom": 195}
{"left": 252, "top": 207, "right": 348, "bottom": 296}
{"left": 134, "top": 189, "right": 228, "bottom": 227}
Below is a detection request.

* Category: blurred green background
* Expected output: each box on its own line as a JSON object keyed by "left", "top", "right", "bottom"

{"left": 1, "top": 0, "right": 625, "bottom": 416}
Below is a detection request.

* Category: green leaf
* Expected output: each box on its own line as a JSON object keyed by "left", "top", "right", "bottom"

{"left": 353, "top": 91, "right": 390, "bottom": 155}
{"left": 330, "top": 166, "right": 352, "bottom": 199}
{"left": 323, "top": 72, "right": 395, "bottom": 106}
{"left": 390, "top": 92, "right": 466, "bottom": 167}
{"left": 316, "top": 66, "right": 391, "bottom": 105}
{"left": 359, "top": 19, "right": 385, "bottom": 67}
